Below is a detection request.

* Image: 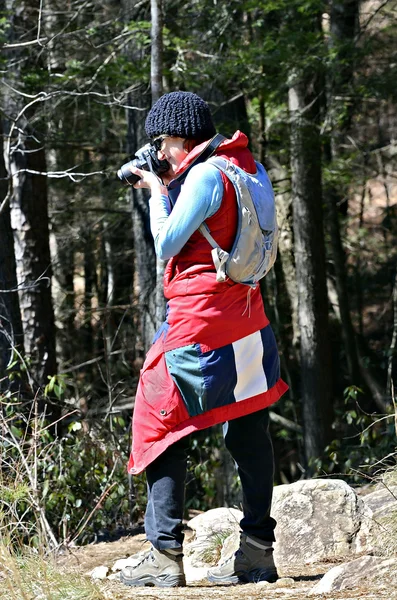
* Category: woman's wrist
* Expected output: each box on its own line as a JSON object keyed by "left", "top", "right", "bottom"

{"left": 151, "top": 182, "right": 168, "bottom": 196}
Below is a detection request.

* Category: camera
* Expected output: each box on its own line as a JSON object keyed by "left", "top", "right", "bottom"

{"left": 117, "top": 143, "right": 170, "bottom": 186}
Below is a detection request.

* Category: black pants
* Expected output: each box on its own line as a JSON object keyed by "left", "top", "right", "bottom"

{"left": 145, "top": 407, "right": 276, "bottom": 550}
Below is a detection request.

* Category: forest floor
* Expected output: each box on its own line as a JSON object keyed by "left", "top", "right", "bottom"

{"left": 57, "top": 531, "right": 397, "bottom": 600}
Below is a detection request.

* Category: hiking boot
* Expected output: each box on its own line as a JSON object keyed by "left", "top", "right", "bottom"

{"left": 207, "top": 533, "right": 278, "bottom": 584}
{"left": 120, "top": 546, "right": 186, "bottom": 587}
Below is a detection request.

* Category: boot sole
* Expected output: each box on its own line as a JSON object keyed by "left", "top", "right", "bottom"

{"left": 208, "top": 568, "right": 278, "bottom": 585}
{"left": 120, "top": 572, "right": 186, "bottom": 588}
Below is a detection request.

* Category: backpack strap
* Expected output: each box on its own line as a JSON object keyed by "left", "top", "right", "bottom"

{"left": 167, "top": 134, "right": 226, "bottom": 206}
{"left": 198, "top": 222, "right": 230, "bottom": 282}
{"left": 199, "top": 157, "right": 231, "bottom": 239}
{"left": 201, "top": 157, "right": 278, "bottom": 287}
{"left": 199, "top": 156, "right": 237, "bottom": 283}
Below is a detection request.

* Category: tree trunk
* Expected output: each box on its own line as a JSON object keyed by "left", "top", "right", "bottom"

{"left": 268, "top": 158, "right": 299, "bottom": 349}
{"left": 120, "top": 0, "right": 157, "bottom": 354}
{"left": 328, "top": 0, "right": 360, "bottom": 162}
{"left": 258, "top": 93, "right": 266, "bottom": 165}
{"left": 151, "top": 0, "right": 166, "bottom": 329}
{"left": 53, "top": 227, "right": 76, "bottom": 366}
{"left": 323, "top": 0, "right": 364, "bottom": 388}
{"left": 7, "top": 133, "right": 58, "bottom": 388}
{"left": 151, "top": 0, "right": 164, "bottom": 104}
{"left": 288, "top": 70, "right": 334, "bottom": 467}
{"left": 127, "top": 92, "right": 157, "bottom": 354}
{"left": 82, "top": 229, "right": 95, "bottom": 360}
{"left": 2, "top": 0, "right": 57, "bottom": 393}
{"left": 0, "top": 120, "right": 23, "bottom": 383}
{"left": 43, "top": 0, "right": 77, "bottom": 369}
{"left": 324, "top": 183, "right": 361, "bottom": 384}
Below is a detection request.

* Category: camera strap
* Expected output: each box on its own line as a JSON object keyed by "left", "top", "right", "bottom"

{"left": 167, "top": 133, "right": 226, "bottom": 206}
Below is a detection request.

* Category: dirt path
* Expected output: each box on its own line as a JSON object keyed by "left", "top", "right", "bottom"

{"left": 58, "top": 533, "right": 397, "bottom": 600}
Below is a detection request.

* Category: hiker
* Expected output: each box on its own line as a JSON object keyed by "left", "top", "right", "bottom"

{"left": 120, "top": 91, "right": 288, "bottom": 588}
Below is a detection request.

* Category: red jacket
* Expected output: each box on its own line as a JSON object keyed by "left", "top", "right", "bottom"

{"left": 128, "top": 131, "right": 288, "bottom": 474}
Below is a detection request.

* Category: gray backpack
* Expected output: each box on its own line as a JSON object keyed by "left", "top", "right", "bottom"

{"left": 199, "top": 156, "right": 278, "bottom": 287}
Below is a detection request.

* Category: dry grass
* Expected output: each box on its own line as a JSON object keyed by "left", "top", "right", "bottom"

{"left": 372, "top": 464, "right": 397, "bottom": 557}
{"left": 375, "top": 508, "right": 397, "bottom": 557}
{"left": 196, "top": 529, "right": 234, "bottom": 566}
{"left": 0, "top": 541, "right": 106, "bottom": 600}
{"left": 382, "top": 464, "right": 397, "bottom": 488}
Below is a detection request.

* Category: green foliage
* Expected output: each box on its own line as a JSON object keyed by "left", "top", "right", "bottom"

{"left": 0, "top": 480, "right": 30, "bottom": 505}
{"left": 311, "top": 386, "right": 397, "bottom": 483}
{"left": 0, "top": 387, "right": 146, "bottom": 548}
{"left": 0, "top": 15, "right": 10, "bottom": 45}
{"left": 39, "top": 420, "right": 136, "bottom": 543}
{"left": 126, "top": 20, "right": 152, "bottom": 46}
{"left": 45, "top": 374, "right": 68, "bottom": 400}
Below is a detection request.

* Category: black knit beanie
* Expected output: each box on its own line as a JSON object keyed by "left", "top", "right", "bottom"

{"left": 145, "top": 91, "right": 216, "bottom": 142}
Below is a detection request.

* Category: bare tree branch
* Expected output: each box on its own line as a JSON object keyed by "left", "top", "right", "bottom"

{"left": 8, "top": 167, "right": 109, "bottom": 182}
{"left": 1, "top": 80, "right": 146, "bottom": 108}
{"left": 0, "top": 269, "right": 51, "bottom": 293}
{"left": 3, "top": 38, "right": 48, "bottom": 49}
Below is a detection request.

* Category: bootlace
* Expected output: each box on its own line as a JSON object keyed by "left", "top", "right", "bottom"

{"left": 135, "top": 548, "right": 155, "bottom": 566}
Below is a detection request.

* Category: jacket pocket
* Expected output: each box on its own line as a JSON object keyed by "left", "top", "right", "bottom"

{"left": 134, "top": 352, "right": 189, "bottom": 437}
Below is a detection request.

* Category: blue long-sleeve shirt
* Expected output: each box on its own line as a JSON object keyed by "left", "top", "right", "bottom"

{"left": 149, "top": 162, "right": 224, "bottom": 260}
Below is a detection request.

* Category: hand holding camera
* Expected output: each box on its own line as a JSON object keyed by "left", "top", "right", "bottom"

{"left": 117, "top": 142, "right": 170, "bottom": 187}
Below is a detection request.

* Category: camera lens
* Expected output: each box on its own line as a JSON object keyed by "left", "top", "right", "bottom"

{"left": 117, "top": 161, "right": 141, "bottom": 186}
{"left": 117, "top": 143, "right": 170, "bottom": 186}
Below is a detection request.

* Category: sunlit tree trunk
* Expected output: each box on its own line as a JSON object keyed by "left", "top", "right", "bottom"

{"left": 7, "top": 133, "right": 57, "bottom": 387}
{"left": 3, "top": 0, "right": 57, "bottom": 390}
{"left": 0, "top": 120, "right": 23, "bottom": 383}
{"left": 151, "top": 0, "right": 163, "bottom": 104}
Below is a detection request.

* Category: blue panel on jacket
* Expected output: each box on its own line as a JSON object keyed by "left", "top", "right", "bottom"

{"left": 261, "top": 325, "right": 280, "bottom": 389}
{"left": 165, "top": 324, "right": 279, "bottom": 419}
{"left": 165, "top": 343, "right": 237, "bottom": 417}
{"left": 197, "top": 343, "right": 238, "bottom": 411}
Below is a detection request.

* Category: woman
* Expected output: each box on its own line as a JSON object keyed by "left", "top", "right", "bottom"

{"left": 120, "top": 91, "right": 288, "bottom": 588}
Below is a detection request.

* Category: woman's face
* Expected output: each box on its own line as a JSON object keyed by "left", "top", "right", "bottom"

{"left": 155, "top": 136, "right": 187, "bottom": 183}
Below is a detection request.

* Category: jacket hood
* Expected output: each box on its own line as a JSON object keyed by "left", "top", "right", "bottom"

{"left": 174, "top": 130, "right": 251, "bottom": 177}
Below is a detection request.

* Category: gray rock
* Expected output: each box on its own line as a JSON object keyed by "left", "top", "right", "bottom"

{"left": 182, "top": 556, "right": 209, "bottom": 583}
{"left": 362, "top": 485, "right": 397, "bottom": 517}
{"left": 184, "top": 478, "right": 396, "bottom": 578}
{"left": 185, "top": 507, "right": 242, "bottom": 568}
{"left": 362, "top": 486, "right": 397, "bottom": 556}
{"left": 112, "top": 554, "right": 146, "bottom": 572}
{"left": 87, "top": 565, "right": 109, "bottom": 579}
{"left": 310, "top": 555, "right": 397, "bottom": 594}
{"left": 187, "top": 507, "right": 242, "bottom": 537}
{"left": 219, "top": 530, "right": 240, "bottom": 562}
{"left": 275, "top": 577, "right": 296, "bottom": 586}
{"left": 272, "top": 479, "right": 373, "bottom": 565}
